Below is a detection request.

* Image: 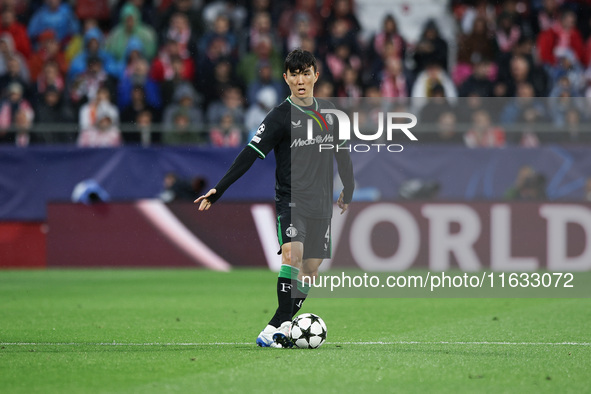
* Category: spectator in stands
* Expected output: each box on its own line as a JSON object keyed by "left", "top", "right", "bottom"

{"left": 163, "top": 83, "right": 203, "bottom": 131}
{"left": 0, "top": 82, "right": 33, "bottom": 135}
{"left": 460, "top": 0, "right": 496, "bottom": 35}
{"left": 435, "top": 110, "right": 463, "bottom": 144}
{"left": 500, "top": 54, "right": 535, "bottom": 97}
{"left": 77, "top": 103, "right": 122, "bottom": 148}
{"left": 79, "top": 85, "right": 119, "bottom": 131}
{"left": 549, "top": 85, "right": 585, "bottom": 127}
{"left": 34, "top": 61, "right": 65, "bottom": 101}
{"left": 413, "top": 19, "right": 449, "bottom": 73}
{"left": 0, "top": 7, "right": 30, "bottom": 58}
{"left": 547, "top": 48, "right": 585, "bottom": 94}
{"left": 0, "top": 33, "right": 29, "bottom": 85}
{"left": 160, "top": 55, "right": 196, "bottom": 105}
{"left": 0, "top": 53, "right": 30, "bottom": 99}
{"left": 13, "top": 107, "right": 33, "bottom": 146}
{"left": 27, "top": 30, "right": 67, "bottom": 83}
{"left": 68, "top": 28, "right": 119, "bottom": 82}
{"left": 418, "top": 84, "right": 453, "bottom": 123}
{"left": 69, "top": 56, "right": 117, "bottom": 111}
{"left": 198, "top": 13, "right": 237, "bottom": 62}
{"left": 324, "top": 0, "right": 362, "bottom": 38}
{"left": 500, "top": 82, "right": 547, "bottom": 126}
{"left": 371, "top": 14, "right": 405, "bottom": 62}
{"left": 246, "top": 60, "right": 284, "bottom": 106}
{"left": 210, "top": 112, "right": 242, "bottom": 147}
{"left": 379, "top": 57, "right": 407, "bottom": 98}
{"left": 161, "top": 12, "right": 197, "bottom": 59}
{"left": 245, "top": 86, "right": 277, "bottom": 136}
{"left": 237, "top": 35, "right": 282, "bottom": 87}
{"left": 202, "top": 0, "right": 247, "bottom": 34}
{"left": 456, "top": 93, "right": 488, "bottom": 124}
{"left": 278, "top": 0, "right": 321, "bottom": 47}
{"left": 150, "top": 37, "right": 195, "bottom": 84}
{"left": 206, "top": 85, "right": 244, "bottom": 126}
{"left": 117, "top": 55, "right": 161, "bottom": 111}
{"left": 64, "top": 18, "right": 99, "bottom": 66}
{"left": 121, "top": 84, "right": 158, "bottom": 123}
{"left": 411, "top": 62, "right": 457, "bottom": 114}
{"left": 325, "top": 17, "right": 359, "bottom": 57}
{"left": 455, "top": 17, "right": 498, "bottom": 86}
{"left": 111, "top": 0, "right": 155, "bottom": 28}
{"left": 248, "top": 11, "right": 280, "bottom": 52}
{"left": 537, "top": 9, "right": 586, "bottom": 66}
{"left": 27, "top": 0, "right": 79, "bottom": 46}
{"left": 496, "top": 12, "right": 521, "bottom": 55}
{"left": 314, "top": 79, "right": 334, "bottom": 97}
{"left": 533, "top": 0, "right": 561, "bottom": 35}
{"left": 324, "top": 41, "right": 361, "bottom": 85}
{"left": 336, "top": 65, "right": 362, "bottom": 98}
{"left": 285, "top": 11, "right": 315, "bottom": 53}
{"left": 34, "top": 85, "right": 75, "bottom": 143}
{"left": 132, "top": 109, "right": 154, "bottom": 146}
{"left": 162, "top": 109, "right": 201, "bottom": 145}
{"left": 459, "top": 60, "right": 495, "bottom": 97}
{"left": 105, "top": 3, "right": 157, "bottom": 62}
{"left": 464, "top": 109, "right": 505, "bottom": 148}
{"left": 157, "top": 0, "right": 205, "bottom": 41}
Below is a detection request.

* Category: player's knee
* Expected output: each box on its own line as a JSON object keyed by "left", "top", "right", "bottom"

{"left": 281, "top": 249, "right": 302, "bottom": 267}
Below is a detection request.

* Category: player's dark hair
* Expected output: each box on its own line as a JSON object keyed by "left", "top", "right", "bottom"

{"left": 284, "top": 49, "right": 317, "bottom": 74}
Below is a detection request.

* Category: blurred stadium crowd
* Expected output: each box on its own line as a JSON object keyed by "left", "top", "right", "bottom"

{"left": 0, "top": 0, "right": 591, "bottom": 147}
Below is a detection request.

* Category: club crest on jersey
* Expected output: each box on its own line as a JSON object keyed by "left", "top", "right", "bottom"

{"left": 285, "top": 225, "right": 298, "bottom": 238}
{"left": 291, "top": 120, "right": 302, "bottom": 128}
{"left": 256, "top": 124, "right": 265, "bottom": 135}
{"left": 325, "top": 113, "right": 334, "bottom": 125}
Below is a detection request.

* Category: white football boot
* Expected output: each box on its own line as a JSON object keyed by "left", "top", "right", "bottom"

{"left": 272, "top": 321, "right": 293, "bottom": 348}
{"left": 256, "top": 325, "right": 276, "bottom": 347}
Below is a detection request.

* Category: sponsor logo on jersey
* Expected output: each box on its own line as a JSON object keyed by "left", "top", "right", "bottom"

{"left": 291, "top": 120, "right": 302, "bottom": 128}
{"left": 251, "top": 136, "right": 261, "bottom": 143}
{"left": 290, "top": 134, "right": 334, "bottom": 148}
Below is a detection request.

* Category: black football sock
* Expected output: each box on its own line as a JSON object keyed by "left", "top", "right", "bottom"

{"left": 292, "top": 279, "right": 311, "bottom": 317}
{"left": 268, "top": 265, "right": 299, "bottom": 327}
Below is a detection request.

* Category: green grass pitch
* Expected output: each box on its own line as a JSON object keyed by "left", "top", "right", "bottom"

{"left": 1, "top": 269, "right": 590, "bottom": 393}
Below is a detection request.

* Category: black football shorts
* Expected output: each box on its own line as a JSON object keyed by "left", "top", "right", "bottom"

{"left": 277, "top": 210, "right": 331, "bottom": 259}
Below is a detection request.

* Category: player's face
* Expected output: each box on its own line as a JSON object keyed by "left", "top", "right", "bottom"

{"left": 284, "top": 66, "right": 319, "bottom": 101}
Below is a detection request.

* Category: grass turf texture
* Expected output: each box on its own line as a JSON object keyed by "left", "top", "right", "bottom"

{"left": 1, "top": 269, "right": 590, "bottom": 393}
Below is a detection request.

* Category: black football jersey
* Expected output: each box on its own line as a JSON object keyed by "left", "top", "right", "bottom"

{"left": 247, "top": 97, "right": 348, "bottom": 218}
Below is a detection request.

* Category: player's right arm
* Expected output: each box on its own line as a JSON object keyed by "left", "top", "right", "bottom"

{"left": 194, "top": 107, "right": 286, "bottom": 211}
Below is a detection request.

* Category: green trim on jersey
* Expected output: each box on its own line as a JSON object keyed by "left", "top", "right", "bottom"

{"left": 286, "top": 97, "right": 324, "bottom": 131}
{"left": 247, "top": 143, "right": 265, "bottom": 159}
{"left": 277, "top": 215, "right": 283, "bottom": 245}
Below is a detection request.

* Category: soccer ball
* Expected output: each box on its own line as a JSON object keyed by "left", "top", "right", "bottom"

{"left": 290, "top": 313, "right": 327, "bottom": 349}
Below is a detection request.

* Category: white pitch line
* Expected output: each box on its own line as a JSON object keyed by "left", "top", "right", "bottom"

{"left": 1, "top": 341, "right": 589, "bottom": 347}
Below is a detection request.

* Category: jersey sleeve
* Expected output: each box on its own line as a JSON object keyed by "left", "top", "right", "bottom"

{"left": 246, "top": 107, "right": 287, "bottom": 159}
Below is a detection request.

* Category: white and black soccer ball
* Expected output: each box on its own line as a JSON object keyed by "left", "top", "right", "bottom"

{"left": 290, "top": 313, "right": 327, "bottom": 349}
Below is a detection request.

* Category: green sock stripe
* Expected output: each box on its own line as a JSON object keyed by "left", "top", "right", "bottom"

{"left": 278, "top": 265, "right": 299, "bottom": 279}
{"left": 297, "top": 280, "right": 311, "bottom": 294}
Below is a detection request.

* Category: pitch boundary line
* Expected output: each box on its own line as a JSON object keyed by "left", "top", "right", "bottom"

{"left": 1, "top": 341, "right": 589, "bottom": 347}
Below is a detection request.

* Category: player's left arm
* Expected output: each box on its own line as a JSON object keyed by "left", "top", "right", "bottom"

{"left": 334, "top": 144, "right": 354, "bottom": 215}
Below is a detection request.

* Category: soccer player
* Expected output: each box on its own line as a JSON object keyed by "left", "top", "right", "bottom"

{"left": 195, "top": 49, "right": 354, "bottom": 347}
